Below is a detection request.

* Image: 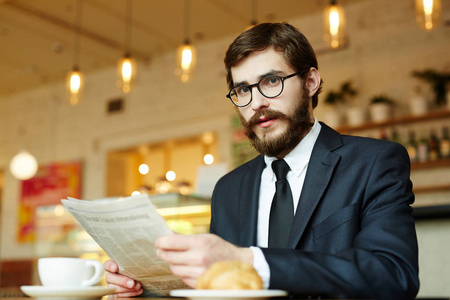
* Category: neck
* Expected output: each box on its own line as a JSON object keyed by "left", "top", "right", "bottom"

{"left": 275, "top": 123, "right": 313, "bottom": 159}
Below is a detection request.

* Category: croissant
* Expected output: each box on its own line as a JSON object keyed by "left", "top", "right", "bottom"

{"left": 196, "top": 261, "right": 263, "bottom": 290}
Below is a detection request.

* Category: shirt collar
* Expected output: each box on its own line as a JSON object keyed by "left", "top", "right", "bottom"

{"left": 264, "top": 118, "right": 322, "bottom": 178}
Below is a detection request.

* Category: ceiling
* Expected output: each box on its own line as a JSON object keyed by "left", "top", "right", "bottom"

{"left": 0, "top": 0, "right": 359, "bottom": 97}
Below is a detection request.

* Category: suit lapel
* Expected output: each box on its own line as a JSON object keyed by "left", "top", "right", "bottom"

{"left": 238, "top": 156, "right": 265, "bottom": 247}
{"left": 287, "top": 123, "right": 342, "bottom": 248}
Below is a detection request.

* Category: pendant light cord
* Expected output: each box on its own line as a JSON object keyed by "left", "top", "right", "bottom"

{"left": 73, "top": 0, "right": 83, "bottom": 68}
{"left": 184, "top": 0, "right": 191, "bottom": 44}
{"left": 251, "top": 0, "right": 257, "bottom": 25}
{"left": 125, "top": 0, "right": 132, "bottom": 56}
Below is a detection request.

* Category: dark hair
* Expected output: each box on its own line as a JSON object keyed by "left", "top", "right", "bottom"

{"left": 224, "top": 22, "right": 323, "bottom": 108}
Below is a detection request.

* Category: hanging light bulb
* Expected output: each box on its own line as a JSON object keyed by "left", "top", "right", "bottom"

{"left": 117, "top": 0, "right": 136, "bottom": 93}
{"left": 9, "top": 150, "right": 38, "bottom": 180}
{"left": 176, "top": 41, "right": 197, "bottom": 82}
{"left": 117, "top": 53, "right": 136, "bottom": 93}
{"left": 66, "top": 66, "right": 84, "bottom": 106}
{"left": 175, "top": 0, "right": 196, "bottom": 82}
{"left": 415, "top": 0, "right": 441, "bottom": 31}
{"left": 323, "top": 0, "right": 346, "bottom": 49}
{"left": 67, "top": 0, "right": 84, "bottom": 105}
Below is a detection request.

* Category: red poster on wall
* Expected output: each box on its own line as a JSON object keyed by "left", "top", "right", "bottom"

{"left": 18, "top": 161, "right": 82, "bottom": 243}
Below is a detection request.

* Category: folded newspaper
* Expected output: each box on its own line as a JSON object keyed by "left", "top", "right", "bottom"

{"left": 61, "top": 194, "right": 188, "bottom": 296}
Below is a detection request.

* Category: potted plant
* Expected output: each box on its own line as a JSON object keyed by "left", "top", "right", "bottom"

{"left": 412, "top": 69, "right": 450, "bottom": 109}
{"left": 322, "top": 80, "right": 360, "bottom": 127}
{"left": 322, "top": 90, "right": 344, "bottom": 128}
{"left": 339, "top": 81, "right": 364, "bottom": 126}
{"left": 369, "top": 95, "right": 394, "bottom": 122}
{"left": 324, "top": 91, "right": 342, "bottom": 105}
{"left": 409, "top": 85, "right": 428, "bottom": 116}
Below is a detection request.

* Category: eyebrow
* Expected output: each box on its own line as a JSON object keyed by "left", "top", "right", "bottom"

{"left": 233, "top": 70, "right": 284, "bottom": 87}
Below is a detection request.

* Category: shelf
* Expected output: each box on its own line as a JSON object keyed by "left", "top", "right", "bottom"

{"left": 331, "top": 108, "right": 450, "bottom": 204}
{"left": 413, "top": 184, "right": 450, "bottom": 194}
{"left": 411, "top": 158, "right": 450, "bottom": 170}
{"left": 337, "top": 109, "right": 450, "bottom": 133}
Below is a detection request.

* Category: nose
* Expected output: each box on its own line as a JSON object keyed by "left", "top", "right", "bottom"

{"left": 250, "top": 86, "right": 270, "bottom": 111}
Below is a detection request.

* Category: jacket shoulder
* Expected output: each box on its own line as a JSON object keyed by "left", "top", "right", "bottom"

{"left": 215, "top": 155, "right": 264, "bottom": 187}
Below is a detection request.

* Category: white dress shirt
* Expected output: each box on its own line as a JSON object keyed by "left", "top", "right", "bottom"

{"left": 251, "top": 118, "right": 322, "bottom": 288}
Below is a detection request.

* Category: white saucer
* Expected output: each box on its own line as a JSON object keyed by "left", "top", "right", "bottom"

{"left": 20, "top": 286, "right": 115, "bottom": 299}
{"left": 170, "top": 289, "right": 288, "bottom": 300}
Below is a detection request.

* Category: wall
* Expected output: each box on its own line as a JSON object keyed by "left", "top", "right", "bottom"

{"left": 0, "top": 0, "right": 449, "bottom": 296}
{"left": 416, "top": 219, "right": 450, "bottom": 297}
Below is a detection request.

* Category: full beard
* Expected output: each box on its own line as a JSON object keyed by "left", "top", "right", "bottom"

{"left": 238, "top": 90, "right": 313, "bottom": 157}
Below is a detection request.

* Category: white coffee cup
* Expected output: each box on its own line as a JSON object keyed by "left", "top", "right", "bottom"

{"left": 38, "top": 257, "right": 104, "bottom": 287}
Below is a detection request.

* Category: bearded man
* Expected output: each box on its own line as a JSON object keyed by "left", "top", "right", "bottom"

{"left": 104, "top": 23, "right": 419, "bottom": 300}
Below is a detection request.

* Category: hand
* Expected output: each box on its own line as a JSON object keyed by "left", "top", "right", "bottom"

{"left": 156, "top": 233, "right": 253, "bottom": 288}
{"left": 104, "top": 259, "right": 143, "bottom": 297}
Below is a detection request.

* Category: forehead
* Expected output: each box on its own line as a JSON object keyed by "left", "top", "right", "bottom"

{"left": 231, "top": 48, "right": 292, "bottom": 83}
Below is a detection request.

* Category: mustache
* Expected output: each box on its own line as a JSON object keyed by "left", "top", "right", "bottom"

{"left": 244, "top": 109, "right": 314, "bottom": 129}
{"left": 245, "top": 110, "right": 288, "bottom": 128}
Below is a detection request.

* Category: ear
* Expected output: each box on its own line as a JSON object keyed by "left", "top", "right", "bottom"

{"left": 306, "top": 68, "right": 321, "bottom": 97}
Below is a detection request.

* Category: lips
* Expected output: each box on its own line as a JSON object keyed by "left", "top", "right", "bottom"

{"left": 245, "top": 109, "right": 286, "bottom": 129}
{"left": 257, "top": 116, "right": 276, "bottom": 128}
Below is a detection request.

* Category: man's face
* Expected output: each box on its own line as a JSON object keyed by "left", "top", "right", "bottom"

{"left": 231, "top": 47, "right": 314, "bottom": 157}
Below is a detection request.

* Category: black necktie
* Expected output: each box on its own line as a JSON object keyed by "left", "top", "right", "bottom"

{"left": 268, "top": 159, "right": 294, "bottom": 248}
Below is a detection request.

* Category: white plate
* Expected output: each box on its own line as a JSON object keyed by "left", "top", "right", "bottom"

{"left": 20, "top": 286, "right": 115, "bottom": 299}
{"left": 170, "top": 289, "right": 288, "bottom": 300}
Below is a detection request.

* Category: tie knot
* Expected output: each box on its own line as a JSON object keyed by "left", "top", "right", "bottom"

{"left": 272, "top": 159, "right": 290, "bottom": 181}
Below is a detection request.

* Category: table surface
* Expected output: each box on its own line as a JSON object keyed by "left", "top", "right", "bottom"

{"left": 0, "top": 297, "right": 371, "bottom": 300}
{"left": 0, "top": 298, "right": 350, "bottom": 300}
{"left": 11, "top": 297, "right": 450, "bottom": 300}
{"left": 0, "top": 288, "right": 361, "bottom": 300}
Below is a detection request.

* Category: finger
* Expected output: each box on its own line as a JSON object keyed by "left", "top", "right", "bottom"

{"left": 156, "top": 234, "right": 194, "bottom": 250}
{"left": 107, "top": 282, "right": 142, "bottom": 294}
{"left": 115, "top": 290, "right": 144, "bottom": 298}
{"left": 158, "top": 248, "right": 208, "bottom": 266}
{"left": 170, "top": 265, "right": 206, "bottom": 279}
{"left": 182, "top": 278, "right": 197, "bottom": 289}
{"left": 103, "top": 259, "right": 119, "bottom": 273}
{"left": 105, "top": 272, "right": 140, "bottom": 290}
{"left": 109, "top": 284, "right": 144, "bottom": 298}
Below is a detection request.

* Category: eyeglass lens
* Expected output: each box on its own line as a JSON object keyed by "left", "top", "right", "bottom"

{"left": 229, "top": 75, "right": 284, "bottom": 107}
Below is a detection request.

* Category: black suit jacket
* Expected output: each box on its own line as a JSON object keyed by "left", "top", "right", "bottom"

{"left": 210, "top": 123, "right": 419, "bottom": 299}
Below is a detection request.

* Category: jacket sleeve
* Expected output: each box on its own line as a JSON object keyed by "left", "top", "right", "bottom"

{"left": 260, "top": 142, "right": 419, "bottom": 300}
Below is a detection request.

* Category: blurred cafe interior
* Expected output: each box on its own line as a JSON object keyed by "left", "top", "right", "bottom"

{"left": 0, "top": 0, "right": 449, "bottom": 298}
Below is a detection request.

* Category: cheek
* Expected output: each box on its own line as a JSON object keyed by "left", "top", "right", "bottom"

{"left": 274, "top": 100, "right": 295, "bottom": 116}
{"left": 281, "top": 90, "right": 302, "bottom": 113}
{"left": 238, "top": 107, "right": 252, "bottom": 121}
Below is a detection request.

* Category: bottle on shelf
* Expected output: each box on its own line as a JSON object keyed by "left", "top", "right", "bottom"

{"left": 440, "top": 126, "right": 450, "bottom": 159}
{"left": 405, "top": 131, "right": 418, "bottom": 163}
{"left": 428, "top": 129, "right": 440, "bottom": 161}
{"left": 378, "top": 129, "right": 388, "bottom": 140}
{"left": 417, "top": 134, "right": 429, "bottom": 163}
{"left": 391, "top": 128, "right": 401, "bottom": 145}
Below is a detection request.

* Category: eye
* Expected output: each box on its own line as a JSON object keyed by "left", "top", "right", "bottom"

{"left": 235, "top": 86, "right": 250, "bottom": 96}
{"left": 261, "top": 76, "right": 281, "bottom": 87}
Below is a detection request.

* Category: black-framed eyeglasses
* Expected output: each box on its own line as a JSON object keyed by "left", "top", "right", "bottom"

{"left": 226, "top": 72, "right": 299, "bottom": 107}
